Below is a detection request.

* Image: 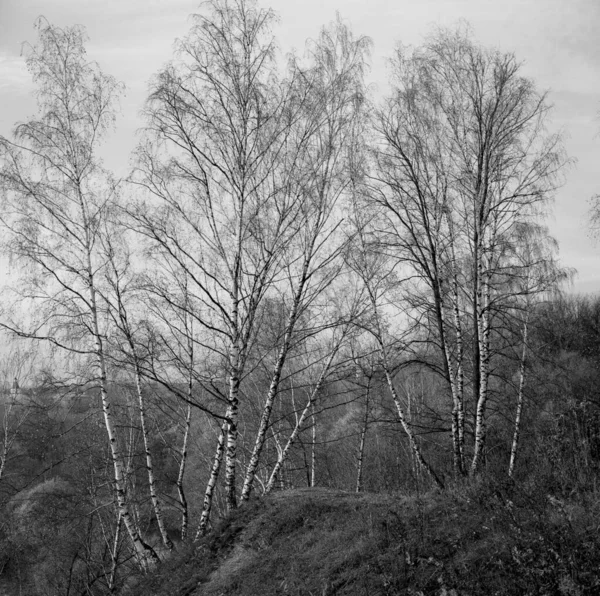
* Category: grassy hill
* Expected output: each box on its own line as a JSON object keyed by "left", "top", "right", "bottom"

{"left": 124, "top": 480, "right": 600, "bottom": 596}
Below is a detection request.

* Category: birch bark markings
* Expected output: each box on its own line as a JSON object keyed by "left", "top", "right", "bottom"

{"left": 177, "top": 404, "right": 192, "bottom": 539}
{"left": 508, "top": 317, "right": 528, "bottom": 478}
{"left": 196, "top": 420, "right": 227, "bottom": 539}
{"left": 355, "top": 373, "right": 371, "bottom": 493}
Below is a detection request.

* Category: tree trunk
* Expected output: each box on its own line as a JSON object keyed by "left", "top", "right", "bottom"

{"left": 240, "top": 250, "right": 313, "bottom": 502}
{"left": 133, "top": 362, "right": 173, "bottom": 550}
{"left": 98, "top": 357, "right": 157, "bottom": 566}
{"left": 451, "top": 268, "right": 466, "bottom": 471}
{"left": 470, "top": 262, "right": 491, "bottom": 475}
{"left": 196, "top": 420, "right": 227, "bottom": 539}
{"left": 508, "top": 317, "right": 528, "bottom": 478}
{"left": 310, "top": 402, "right": 317, "bottom": 488}
{"left": 265, "top": 348, "right": 338, "bottom": 494}
{"left": 177, "top": 404, "right": 192, "bottom": 540}
{"left": 224, "top": 391, "right": 239, "bottom": 511}
{"left": 89, "top": 277, "right": 157, "bottom": 566}
{"left": 369, "top": 289, "right": 444, "bottom": 489}
{"left": 108, "top": 513, "right": 122, "bottom": 592}
{"left": 355, "top": 375, "right": 371, "bottom": 493}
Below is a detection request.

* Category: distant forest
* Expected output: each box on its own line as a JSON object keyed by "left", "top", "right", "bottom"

{"left": 0, "top": 0, "right": 596, "bottom": 594}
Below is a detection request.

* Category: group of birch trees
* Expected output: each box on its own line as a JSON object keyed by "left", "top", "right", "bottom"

{"left": 0, "top": 0, "right": 567, "bottom": 579}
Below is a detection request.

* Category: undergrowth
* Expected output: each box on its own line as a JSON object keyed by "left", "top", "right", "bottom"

{"left": 123, "top": 480, "right": 600, "bottom": 596}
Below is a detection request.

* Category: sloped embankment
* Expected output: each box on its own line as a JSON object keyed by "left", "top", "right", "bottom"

{"left": 126, "top": 483, "right": 600, "bottom": 595}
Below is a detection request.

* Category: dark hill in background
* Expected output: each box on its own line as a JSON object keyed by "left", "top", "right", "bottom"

{"left": 124, "top": 481, "right": 600, "bottom": 596}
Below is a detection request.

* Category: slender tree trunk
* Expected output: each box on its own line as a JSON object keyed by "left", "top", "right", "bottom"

{"left": 368, "top": 290, "right": 444, "bottom": 489}
{"left": 224, "top": 387, "right": 239, "bottom": 511}
{"left": 355, "top": 376, "right": 371, "bottom": 493}
{"left": 108, "top": 513, "right": 122, "bottom": 593}
{"left": 470, "top": 262, "right": 491, "bottom": 475}
{"left": 98, "top": 360, "right": 156, "bottom": 565}
{"left": 472, "top": 232, "right": 482, "bottom": 421}
{"left": 265, "top": 348, "right": 338, "bottom": 494}
{"left": 90, "top": 281, "right": 157, "bottom": 566}
{"left": 508, "top": 316, "right": 528, "bottom": 478}
{"left": 196, "top": 421, "right": 227, "bottom": 539}
{"left": 239, "top": 337, "right": 292, "bottom": 502}
{"left": 177, "top": 404, "right": 192, "bottom": 539}
{"left": 0, "top": 415, "right": 10, "bottom": 483}
{"left": 446, "top": 210, "right": 466, "bottom": 471}
{"left": 432, "top": 278, "right": 464, "bottom": 476}
{"left": 240, "top": 252, "right": 313, "bottom": 502}
{"left": 451, "top": 269, "right": 466, "bottom": 469}
{"left": 310, "top": 402, "right": 317, "bottom": 488}
{"left": 380, "top": 357, "right": 444, "bottom": 489}
{"left": 112, "top": 269, "right": 173, "bottom": 551}
{"left": 133, "top": 362, "right": 173, "bottom": 550}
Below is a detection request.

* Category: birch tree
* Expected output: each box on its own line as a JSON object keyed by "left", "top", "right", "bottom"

{"left": 372, "top": 26, "right": 566, "bottom": 476}
{"left": 102, "top": 237, "right": 173, "bottom": 550}
{"left": 239, "top": 16, "right": 370, "bottom": 503}
{"left": 0, "top": 20, "right": 157, "bottom": 566}
{"left": 347, "top": 207, "right": 444, "bottom": 489}
{"left": 132, "top": 0, "right": 312, "bottom": 512}
{"left": 504, "top": 223, "right": 565, "bottom": 477}
{"left": 264, "top": 325, "right": 350, "bottom": 494}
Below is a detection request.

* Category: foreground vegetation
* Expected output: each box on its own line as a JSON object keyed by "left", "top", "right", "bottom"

{"left": 1, "top": 291, "right": 600, "bottom": 594}
{"left": 0, "top": 0, "right": 597, "bottom": 593}
{"left": 126, "top": 483, "right": 600, "bottom": 596}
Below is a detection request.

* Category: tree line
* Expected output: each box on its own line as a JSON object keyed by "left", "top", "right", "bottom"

{"left": 0, "top": 0, "right": 580, "bottom": 593}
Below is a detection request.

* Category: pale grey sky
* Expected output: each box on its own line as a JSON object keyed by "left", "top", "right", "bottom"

{"left": 1, "top": 0, "right": 599, "bottom": 292}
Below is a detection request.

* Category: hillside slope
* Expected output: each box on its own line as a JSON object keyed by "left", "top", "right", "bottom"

{"left": 125, "top": 482, "right": 600, "bottom": 596}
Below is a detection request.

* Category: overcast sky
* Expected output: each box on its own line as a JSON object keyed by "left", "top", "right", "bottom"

{"left": 1, "top": 0, "right": 599, "bottom": 292}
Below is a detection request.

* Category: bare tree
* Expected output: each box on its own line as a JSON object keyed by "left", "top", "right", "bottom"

{"left": 0, "top": 20, "right": 157, "bottom": 565}
{"left": 239, "top": 16, "right": 371, "bottom": 503}
{"left": 102, "top": 236, "right": 173, "bottom": 550}
{"left": 504, "top": 223, "right": 566, "bottom": 477}
{"left": 347, "top": 207, "right": 444, "bottom": 489}
{"left": 129, "top": 0, "right": 371, "bottom": 515}
{"left": 371, "top": 25, "right": 567, "bottom": 476}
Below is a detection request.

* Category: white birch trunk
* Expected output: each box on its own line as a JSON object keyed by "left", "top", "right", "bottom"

{"left": 446, "top": 210, "right": 466, "bottom": 473}
{"left": 451, "top": 270, "right": 466, "bottom": 471}
{"left": 177, "top": 404, "right": 192, "bottom": 540}
{"left": 239, "top": 339, "right": 292, "bottom": 502}
{"left": 240, "top": 250, "right": 313, "bottom": 502}
{"left": 355, "top": 376, "right": 371, "bottom": 493}
{"left": 133, "top": 361, "right": 173, "bottom": 550}
{"left": 265, "top": 348, "right": 338, "bottom": 494}
{"left": 224, "top": 387, "right": 239, "bottom": 511}
{"left": 508, "top": 317, "right": 528, "bottom": 478}
{"left": 470, "top": 258, "right": 491, "bottom": 475}
{"left": 85, "top": 245, "right": 157, "bottom": 566}
{"left": 196, "top": 420, "right": 227, "bottom": 539}
{"left": 368, "top": 289, "right": 444, "bottom": 489}
{"left": 381, "top": 357, "right": 443, "bottom": 489}
{"left": 0, "top": 401, "right": 23, "bottom": 483}
{"left": 108, "top": 513, "right": 122, "bottom": 591}
{"left": 96, "top": 332, "right": 157, "bottom": 566}
{"left": 310, "top": 402, "right": 316, "bottom": 488}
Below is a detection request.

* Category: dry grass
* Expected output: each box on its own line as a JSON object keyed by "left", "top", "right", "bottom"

{"left": 125, "top": 480, "right": 600, "bottom": 596}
